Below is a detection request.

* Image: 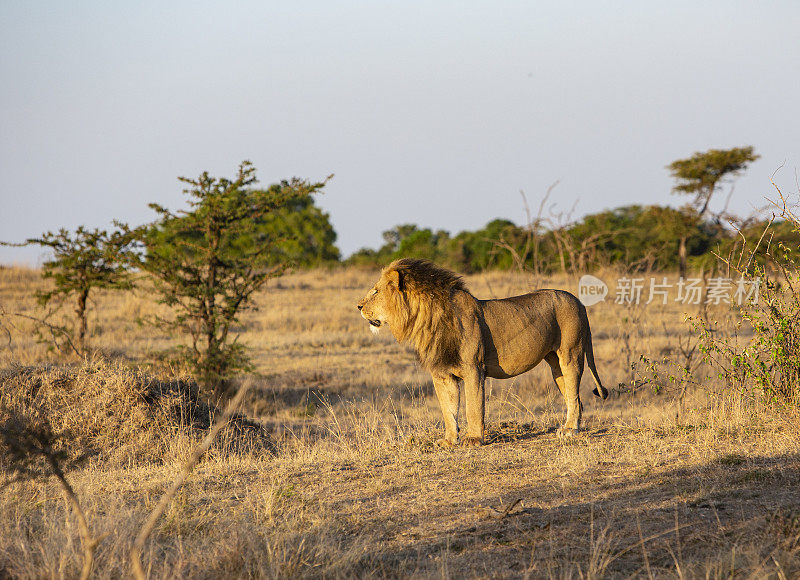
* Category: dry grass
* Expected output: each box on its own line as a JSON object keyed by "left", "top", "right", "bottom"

{"left": 0, "top": 360, "right": 272, "bottom": 468}
{"left": 1, "top": 264, "right": 799, "bottom": 578}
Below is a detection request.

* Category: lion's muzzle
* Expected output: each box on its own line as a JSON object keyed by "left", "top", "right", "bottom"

{"left": 357, "top": 303, "right": 382, "bottom": 329}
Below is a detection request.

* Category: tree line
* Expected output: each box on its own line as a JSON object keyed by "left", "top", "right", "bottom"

{"left": 348, "top": 146, "right": 796, "bottom": 276}
{"left": 348, "top": 203, "right": 797, "bottom": 275}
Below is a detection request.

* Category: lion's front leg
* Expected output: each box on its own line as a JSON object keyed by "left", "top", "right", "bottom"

{"left": 462, "top": 368, "right": 485, "bottom": 446}
{"left": 432, "top": 374, "right": 460, "bottom": 447}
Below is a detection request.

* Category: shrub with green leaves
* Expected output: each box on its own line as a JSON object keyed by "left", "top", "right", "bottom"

{"left": 691, "top": 191, "right": 800, "bottom": 405}
{"left": 2, "top": 227, "right": 133, "bottom": 354}
{"left": 693, "top": 255, "right": 800, "bottom": 405}
{"left": 130, "top": 161, "right": 330, "bottom": 393}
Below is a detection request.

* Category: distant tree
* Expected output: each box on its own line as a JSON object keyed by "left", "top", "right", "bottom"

{"left": 654, "top": 206, "right": 702, "bottom": 277}
{"left": 346, "top": 247, "right": 382, "bottom": 267}
{"left": 395, "top": 228, "right": 450, "bottom": 263}
{"left": 517, "top": 205, "right": 719, "bottom": 274}
{"left": 347, "top": 202, "right": 747, "bottom": 274}
{"left": 668, "top": 146, "right": 760, "bottom": 218}
{"left": 348, "top": 224, "right": 432, "bottom": 266}
{"left": 345, "top": 220, "right": 529, "bottom": 271}
{"left": 457, "top": 219, "right": 520, "bottom": 272}
{"left": 381, "top": 224, "right": 420, "bottom": 254}
{"left": 563, "top": 209, "right": 631, "bottom": 271}
{"left": 668, "top": 146, "right": 758, "bottom": 275}
{"left": 131, "top": 161, "right": 330, "bottom": 393}
{"left": 2, "top": 227, "right": 133, "bottom": 354}
{"left": 256, "top": 194, "right": 339, "bottom": 267}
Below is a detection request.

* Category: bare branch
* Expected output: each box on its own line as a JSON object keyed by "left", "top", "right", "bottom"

{"left": 745, "top": 215, "right": 776, "bottom": 273}
{"left": 46, "top": 454, "right": 106, "bottom": 580}
{"left": 5, "top": 311, "right": 82, "bottom": 357}
{"left": 0, "top": 416, "right": 103, "bottom": 580}
{"left": 0, "top": 305, "right": 15, "bottom": 354}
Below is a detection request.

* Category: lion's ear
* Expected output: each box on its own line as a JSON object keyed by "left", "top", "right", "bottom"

{"left": 386, "top": 269, "right": 404, "bottom": 291}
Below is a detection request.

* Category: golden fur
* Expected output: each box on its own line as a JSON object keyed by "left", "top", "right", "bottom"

{"left": 357, "top": 258, "right": 607, "bottom": 446}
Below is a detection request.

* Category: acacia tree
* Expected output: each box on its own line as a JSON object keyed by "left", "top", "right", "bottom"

{"left": 2, "top": 227, "right": 133, "bottom": 354}
{"left": 668, "top": 146, "right": 759, "bottom": 275}
{"left": 668, "top": 146, "right": 759, "bottom": 218}
{"left": 648, "top": 205, "right": 703, "bottom": 278}
{"left": 132, "top": 161, "right": 330, "bottom": 393}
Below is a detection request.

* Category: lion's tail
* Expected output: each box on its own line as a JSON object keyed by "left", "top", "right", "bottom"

{"left": 582, "top": 309, "right": 608, "bottom": 400}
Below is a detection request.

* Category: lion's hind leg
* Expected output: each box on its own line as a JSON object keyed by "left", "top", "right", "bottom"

{"left": 547, "top": 351, "right": 584, "bottom": 438}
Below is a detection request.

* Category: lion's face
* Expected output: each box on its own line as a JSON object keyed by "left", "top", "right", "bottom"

{"left": 357, "top": 269, "right": 402, "bottom": 334}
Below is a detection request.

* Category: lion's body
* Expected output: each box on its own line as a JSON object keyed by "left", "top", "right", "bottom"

{"left": 357, "top": 259, "right": 607, "bottom": 446}
{"left": 480, "top": 290, "right": 591, "bottom": 378}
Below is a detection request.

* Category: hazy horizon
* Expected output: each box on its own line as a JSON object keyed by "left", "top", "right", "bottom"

{"left": 2, "top": 1, "right": 799, "bottom": 265}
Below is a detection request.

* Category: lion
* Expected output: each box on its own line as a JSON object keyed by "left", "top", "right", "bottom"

{"left": 357, "top": 258, "right": 608, "bottom": 447}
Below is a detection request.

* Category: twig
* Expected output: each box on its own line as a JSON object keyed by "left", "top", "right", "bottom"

{"left": 46, "top": 455, "right": 107, "bottom": 580}
{"left": 603, "top": 522, "right": 693, "bottom": 568}
{"left": 713, "top": 183, "right": 736, "bottom": 224}
{"left": 0, "top": 305, "right": 15, "bottom": 353}
{"left": 636, "top": 513, "right": 653, "bottom": 580}
{"left": 478, "top": 497, "right": 524, "bottom": 519}
{"left": 5, "top": 311, "right": 82, "bottom": 357}
{"left": 745, "top": 216, "right": 775, "bottom": 272}
{"left": 0, "top": 417, "right": 103, "bottom": 580}
{"left": 500, "top": 497, "right": 523, "bottom": 518}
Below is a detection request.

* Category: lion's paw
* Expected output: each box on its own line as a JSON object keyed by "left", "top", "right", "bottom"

{"left": 461, "top": 436, "right": 484, "bottom": 447}
{"left": 556, "top": 426, "right": 580, "bottom": 440}
{"left": 435, "top": 438, "right": 457, "bottom": 449}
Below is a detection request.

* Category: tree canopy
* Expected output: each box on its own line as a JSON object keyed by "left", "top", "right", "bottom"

{"left": 668, "top": 146, "right": 759, "bottom": 217}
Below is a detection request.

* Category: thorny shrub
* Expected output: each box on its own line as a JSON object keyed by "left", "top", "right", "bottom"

{"left": 693, "top": 254, "right": 800, "bottom": 405}
{"left": 629, "top": 182, "right": 800, "bottom": 407}
{"left": 691, "top": 183, "right": 800, "bottom": 406}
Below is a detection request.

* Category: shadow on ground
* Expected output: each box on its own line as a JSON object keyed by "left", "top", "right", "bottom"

{"left": 485, "top": 421, "right": 554, "bottom": 444}
{"left": 376, "top": 452, "right": 800, "bottom": 577}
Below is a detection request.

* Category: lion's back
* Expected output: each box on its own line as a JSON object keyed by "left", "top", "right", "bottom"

{"left": 479, "top": 288, "right": 583, "bottom": 321}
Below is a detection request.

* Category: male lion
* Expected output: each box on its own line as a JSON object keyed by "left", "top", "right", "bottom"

{"left": 357, "top": 258, "right": 608, "bottom": 447}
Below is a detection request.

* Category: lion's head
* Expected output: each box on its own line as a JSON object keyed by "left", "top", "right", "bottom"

{"left": 356, "top": 266, "right": 400, "bottom": 334}
{"left": 357, "top": 259, "right": 466, "bottom": 369}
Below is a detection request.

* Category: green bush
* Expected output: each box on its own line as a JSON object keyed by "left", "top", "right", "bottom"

{"left": 129, "top": 161, "right": 331, "bottom": 393}
{"left": 693, "top": 208, "right": 800, "bottom": 405}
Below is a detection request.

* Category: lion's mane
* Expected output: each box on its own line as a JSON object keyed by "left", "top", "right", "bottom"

{"left": 383, "top": 258, "right": 465, "bottom": 371}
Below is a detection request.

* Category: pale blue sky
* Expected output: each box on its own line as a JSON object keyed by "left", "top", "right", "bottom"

{"left": 2, "top": 1, "right": 799, "bottom": 264}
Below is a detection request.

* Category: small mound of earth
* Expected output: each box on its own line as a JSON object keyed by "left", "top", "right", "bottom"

{"left": 0, "top": 359, "right": 272, "bottom": 467}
